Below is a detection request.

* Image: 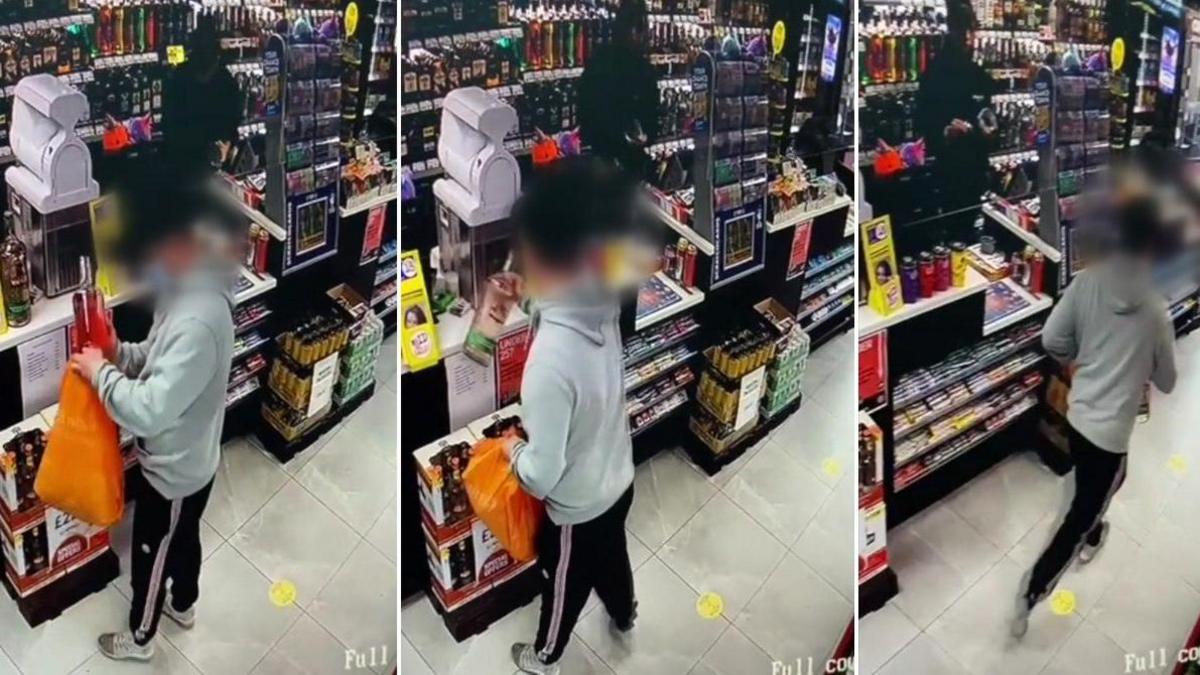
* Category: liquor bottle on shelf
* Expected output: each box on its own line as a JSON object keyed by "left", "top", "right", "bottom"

{"left": 0, "top": 210, "right": 32, "bottom": 328}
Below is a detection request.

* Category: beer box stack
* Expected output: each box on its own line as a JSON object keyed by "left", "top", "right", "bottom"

{"left": 0, "top": 410, "right": 111, "bottom": 598}
{"left": 414, "top": 405, "right": 535, "bottom": 613}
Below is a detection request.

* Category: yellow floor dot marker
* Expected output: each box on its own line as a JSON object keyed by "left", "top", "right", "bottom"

{"left": 696, "top": 592, "right": 724, "bottom": 619}
{"left": 269, "top": 580, "right": 297, "bottom": 608}
{"left": 821, "top": 458, "right": 843, "bottom": 480}
{"left": 1169, "top": 454, "right": 1188, "bottom": 476}
{"left": 1050, "top": 589, "right": 1076, "bottom": 616}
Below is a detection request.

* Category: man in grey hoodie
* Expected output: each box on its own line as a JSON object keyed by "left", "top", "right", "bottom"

{"left": 505, "top": 159, "right": 637, "bottom": 675}
{"left": 70, "top": 177, "right": 235, "bottom": 661}
{"left": 1013, "top": 198, "right": 1177, "bottom": 636}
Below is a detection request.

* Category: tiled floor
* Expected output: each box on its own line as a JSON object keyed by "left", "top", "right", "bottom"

{"left": 0, "top": 337, "right": 400, "bottom": 675}
{"left": 402, "top": 331, "right": 856, "bottom": 675}
{"left": 862, "top": 331, "right": 1200, "bottom": 675}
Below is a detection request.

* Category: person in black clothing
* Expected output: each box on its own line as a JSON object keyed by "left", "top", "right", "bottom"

{"left": 577, "top": 0, "right": 659, "bottom": 177}
{"left": 913, "top": 0, "right": 997, "bottom": 212}
{"left": 161, "top": 15, "right": 243, "bottom": 179}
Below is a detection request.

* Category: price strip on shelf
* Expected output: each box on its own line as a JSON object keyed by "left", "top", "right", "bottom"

{"left": 399, "top": 250, "right": 441, "bottom": 372}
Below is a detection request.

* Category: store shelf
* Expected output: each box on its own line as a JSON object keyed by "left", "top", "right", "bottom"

{"left": 766, "top": 194, "right": 853, "bottom": 232}
{"left": 375, "top": 266, "right": 397, "bottom": 286}
{"left": 225, "top": 380, "right": 261, "bottom": 409}
{"left": 624, "top": 317, "right": 700, "bottom": 368}
{"left": 982, "top": 202, "right": 1063, "bottom": 262}
{"left": 635, "top": 272, "right": 705, "bottom": 331}
{"left": 627, "top": 368, "right": 694, "bottom": 417}
{"left": 896, "top": 379, "right": 1042, "bottom": 469}
{"left": 232, "top": 333, "right": 270, "bottom": 361}
{"left": 0, "top": 288, "right": 136, "bottom": 353}
{"left": 798, "top": 283, "right": 855, "bottom": 322}
{"left": 896, "top": 397, "right": 1038, "bottom": 490}
{"left": 805, "top": 246, "right": 855, "bottom": 277}
{"left": 644, "top": 197, "right": 715, "bottom": 256}
{"left": 217, "top": 186, "right": 286, "bottom": 240}
{"left": 625, "top": 346, "right": 697, "bottom": 392}
{"left": 858, "top": 267, "right": 990, "bottom": 336}
{"left": 341, "top": 190, "right": 398, "bottom": 217}
{"left": 982, "top": 279, "right": 1053, "bottom": 336}
{"left": 234, "top": 309, "right": 273, "bottom": 335}
{"left": 803, "top": 300, "right": 853, "bottom": 333}
{"left": 894, "top": 352, "right": 1045, "bottom": 443}
{"left": 631, "top": 391, "right": 690, "bottom": 437}
{"left": 893, "top": 329, "right": 1042, "bottom": 409}
{"left": 235, "top": 269, "right": 278, "bottom": 305}
{"left": 800, "top": 266, "right": 853, "bottom": 300}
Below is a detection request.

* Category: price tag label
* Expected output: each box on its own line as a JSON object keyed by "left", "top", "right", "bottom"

{"left": 167, "top": 45, "right": 186, "bottom": 65}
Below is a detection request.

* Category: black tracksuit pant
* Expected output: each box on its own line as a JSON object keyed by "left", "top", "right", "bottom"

{"left": 1025, "top": 425, "right": 1127, "bottom": 605}
{"left": 129, "top": 469, "right": 215, "bottom": 645}
{"left": 535, "top": 486, "right": 636, "bottom": 664}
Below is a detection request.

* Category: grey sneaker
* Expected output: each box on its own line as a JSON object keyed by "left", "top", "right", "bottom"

{"left": 163, "top": 594, "right": 195, "bottom": 629}
{"left": 98, "top": 632, "right": 155, "bottom": 661}
{"left": 1078, "top": 521, "right": 1109, "bottom": 565}
{"left": 511, "top": 643, "right": 560, "bottom": 675}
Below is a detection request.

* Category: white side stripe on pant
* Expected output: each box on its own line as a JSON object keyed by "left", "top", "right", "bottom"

{"left": 137, "top": 499, "right": 182, "bottom": 640}
{"left": 541, "top": 525, "right": 573, "bottom": 659}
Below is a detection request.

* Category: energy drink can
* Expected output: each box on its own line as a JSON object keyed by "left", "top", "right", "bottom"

{"left": 933, "top": 245, "right": 950, "bottom": 292}
{"left": 900, "top": 256, "right": 920, "bottom": 303}
{"left": 949, "top": 241, "right": 967, "bottom": 287}
{"left": 918, "top": 251, "right": 935, "bottom": 298}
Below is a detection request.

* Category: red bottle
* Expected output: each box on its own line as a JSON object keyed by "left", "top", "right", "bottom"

{"left": 918, "top": 252, "right": 936, "bottom": 298}
{"left": 72, "top": 257, "right": 113, "bottom": 355}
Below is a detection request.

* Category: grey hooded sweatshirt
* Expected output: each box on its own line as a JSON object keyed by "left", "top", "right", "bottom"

{"left": 93, "top": 260, "right": 235, "bottom": 499}
{"left": 1042, "top": 256, "right": 1177, "bottom": 453}
{"left": 510, "top": 288, "right": 635, "bottom": 525}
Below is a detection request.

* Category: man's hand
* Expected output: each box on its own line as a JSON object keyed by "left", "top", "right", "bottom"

{"left": 70, "top": 347, "right": 108, "bottom": 383}
{"left": 102, "top": 322, "right": 119, "bottom": 362}
{"left": 944, "top": 119, "right": 973, "bottom": 137}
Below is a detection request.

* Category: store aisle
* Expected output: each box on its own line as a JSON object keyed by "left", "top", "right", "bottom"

{"left": 402, "top": 332, "right": 856, "bottom": 675}
{"left": 0, "top": 337, "right": 400, "bottom": 675}
{"left": 863, "top": 332, "right": 1200, "bottom": 675}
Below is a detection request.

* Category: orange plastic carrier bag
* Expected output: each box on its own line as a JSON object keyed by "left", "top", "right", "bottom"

{"left": 463, "top": 438, "right": 543, "bottom": 561}
{"left": 35, "top": 370, "right": 125, "bottom": 527}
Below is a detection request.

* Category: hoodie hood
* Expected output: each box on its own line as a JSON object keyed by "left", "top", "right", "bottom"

{"left": 161, "top": 255, "right": 237, "bottom": 312}
{"left": 1095, "top": 254, "right": 1154, "bottom": 314}
{"left": 531, "top": 283, "right": 618, "bottom": 346}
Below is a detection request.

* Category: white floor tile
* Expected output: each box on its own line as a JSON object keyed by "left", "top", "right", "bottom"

{"left": 0, "top": 587, "right": 128, "bottom": 675}
{"left": 722, "top": 440, "right": 829, "bottom": 546}
{"left": 733, "top": 554, "right": 850, "bottom": 665}
{"left": 626, "top": 451, "right": 717, "bottom": 551}
{"left": 160, "top": 544, "right": 300, "bottom": 675}
{"left": 366, "top": 496, "right": 398, "bottom": 563}
{"left": 1089, "top": 547, "right": 1200, "bottom": 658}
{"left": 203, "top": 438, "right": 290, "bottom": 538}
{"left": 278, "top": 421, "right": 345, "bottom": 477}
{"left": 858, "top": 603, "right": 919, "bottom": 674}
{"left": 793, "top": 493, "right": 855, "bottom": 602}
{"left": 0, "top": 651, "right": 16, "bottom": 675}
{"left": 400, "top": 637, "right": 436, "bottom": 675}
{"left": 771, "top": 396, "right": 852, "bottom": 489}
{"left": 577, "top": 556, "right": 727, "bottom": 675}
{"left": 687, "top": 625, "right": 775, "bottom": 675}
{"left": 925, "top": 557, "right": 1081, "bottom": 675}
{"left": 943, "top": 453, "right": 1066, "bottom": 551}
{"left": 658, "top": 492, "right": 788, "bottom": 620}
{"left": 900, "top": 502, "right": 1004, "bottom": 587}
{"left": 875, "top": 634, "right": 970, "bottom": 675}
{"left": 1040, "top": 621, "right": 1131, "bottom": 675}
{"left": 228, "top": 480, "right": 360, "bottom": 608}
{"left": 250, "top": 613, "right": 352, "bottom": 675}
{"left": 884, "top": 525, "right": 978, "bottom": 630}
{"left": 296, "top": 424, "right": 396, "bottom": 535}
{"left": 307, "top": 541, "right": 397, "bottom": 665}
{"left": 339, "top": 387, "right": 398, "bottom": 468}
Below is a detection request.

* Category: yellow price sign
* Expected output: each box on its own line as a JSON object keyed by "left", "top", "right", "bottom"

{"left": 696, "top": 592, "right": 724, "bottom": 619}
{"left": 1050, "top": 589, "right": 1076, "bottom": 616}
{"left": 345, "top": 2, "right": 360, "bottom": 38}
{"left": 771, "top": 21, "right": 786, "bottom": 56}
{"left": 1111, "top": 38, "right": 1125, "bottom": 71}
{"left": 269, "top": 580, "right": 297, "bottom": 608}
{"left": 167, "top": 45, "right": 186, "bottom": 65}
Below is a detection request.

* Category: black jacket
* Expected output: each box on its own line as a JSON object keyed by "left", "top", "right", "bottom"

{"left": 578, "top": 44, "right": 659, "bottom": 175}
{"left": 914, "top": 42, "right": 997, "bottom": 208}
{"left": 161, "top": 63, "right": 243, "bottom": 176}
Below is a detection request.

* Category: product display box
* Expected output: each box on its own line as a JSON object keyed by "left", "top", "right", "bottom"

{"left": 0, "top": 413, "right": 50, "bottom": 523}
{"left": 858, "top": 485, "right": 888, "bottom": 584}
{"left": 414, "top": 428, "right": 480, "bottom": 531}
{"left": 423, "top": 512, "right": 521, "bottom": 595}
{"left": 466, "top": 404, "right": 523, "bottom": 440}
{"left": 1, "top": 505, "right": 110, "bottom": 599}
